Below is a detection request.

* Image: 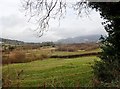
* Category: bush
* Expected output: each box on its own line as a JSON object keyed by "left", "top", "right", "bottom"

{"left": 92, "top": 60, "right": 120, "bottom": 87}
{"left": 39, "top": 52, "right": 50, "bottom": 60}
{"left": 25, "top": 50, "right": 50, "bottom": 61}
{"left": 8, "top": 51, "right": 26, "bottom": 63}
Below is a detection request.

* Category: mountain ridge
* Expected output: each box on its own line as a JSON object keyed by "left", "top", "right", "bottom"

{"left": 56, "top": 34, "right": 102, "bottom": 44}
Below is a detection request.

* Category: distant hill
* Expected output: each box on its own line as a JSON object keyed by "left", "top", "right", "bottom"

{"left": 0, "top": 38, "right": 55, "bottom": 46}
{"left": 0, "top": 38, "right": 25, "bottom": 45}
{"left": 56, "top": 35, "right": 102, "bottom": 44}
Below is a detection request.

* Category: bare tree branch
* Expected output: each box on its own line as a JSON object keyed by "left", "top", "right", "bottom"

{"left": 21, "top": 0, "right": 88, "bottom": 37}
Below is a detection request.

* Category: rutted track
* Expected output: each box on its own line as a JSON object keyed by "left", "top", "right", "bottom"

{"left": 50, "top": 52, "right": 101, "bottom": 58}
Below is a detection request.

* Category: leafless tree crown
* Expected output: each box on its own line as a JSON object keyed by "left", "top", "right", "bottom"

{"left": 21, "top": 0, "right": 89, "bottom": 37}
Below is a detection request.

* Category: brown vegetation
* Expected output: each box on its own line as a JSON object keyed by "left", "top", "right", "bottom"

{"left": 56, "top": 43, "right": 99, "bottom": 52}
{"left": 2, "top": 49, "right": 51, "bottom": 64}
{"left": 56, "top": 45, "right": 77, "bottom": 52}
{"left": 2, "top": 42, "right": 100, "bottom": 64}
{"left": 3, "top": 51, "right": 26, "bottom": 64}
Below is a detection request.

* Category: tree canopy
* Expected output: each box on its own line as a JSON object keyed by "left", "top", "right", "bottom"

{"left": 89, "top": 2, "right": 120, "bottom": 87}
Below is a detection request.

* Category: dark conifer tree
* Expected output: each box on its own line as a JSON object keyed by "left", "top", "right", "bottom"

{"left": 89, "top": 2, "right": 120, "bottom": 86}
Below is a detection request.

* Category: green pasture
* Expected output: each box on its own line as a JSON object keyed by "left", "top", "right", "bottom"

{"left": 2, "top": 56, "right": 100, "bottom": 87}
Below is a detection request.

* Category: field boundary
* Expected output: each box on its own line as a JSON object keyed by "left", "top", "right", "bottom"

{"left": 50, "top": 52, "right": 101, "bottom": 58}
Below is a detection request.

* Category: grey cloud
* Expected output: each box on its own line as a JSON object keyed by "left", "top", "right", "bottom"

{"left": 50, "top": 27, "right": 106, "bottom": 39}
{"left": 0, "top": 15, "right": 26, "bottom": 28}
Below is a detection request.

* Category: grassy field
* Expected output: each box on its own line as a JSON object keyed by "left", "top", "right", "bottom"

{"left": 2, "top": 56, "right": 100, "bottom": 87}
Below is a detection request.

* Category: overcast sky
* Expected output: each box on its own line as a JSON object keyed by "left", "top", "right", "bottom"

{"left": 0, "top": 0, "right": 107, "bottom": 42}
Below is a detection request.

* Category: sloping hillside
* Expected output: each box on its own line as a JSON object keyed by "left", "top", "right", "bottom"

{"left": 56, "top": 35, "right": 102, "bottom": 44}
{"left": 0, "top": 38, "right": 24, "bottom": 45}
